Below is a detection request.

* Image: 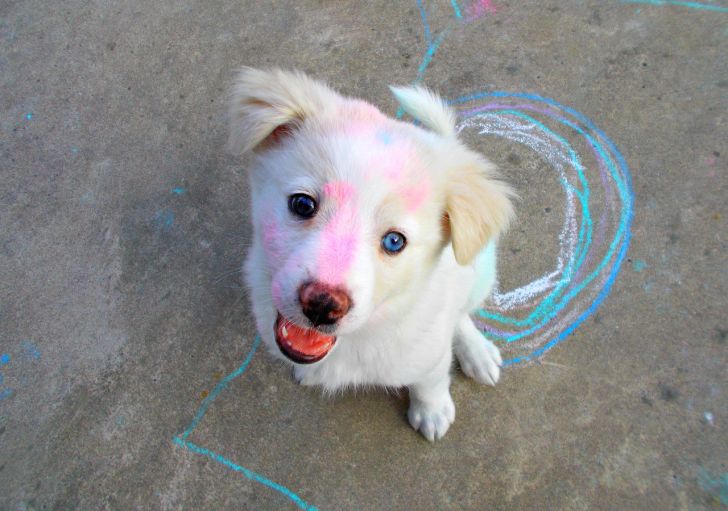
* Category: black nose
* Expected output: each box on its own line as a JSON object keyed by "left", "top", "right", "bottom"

{"left": 298, "top": 281, "right": 352, "bottom": 326}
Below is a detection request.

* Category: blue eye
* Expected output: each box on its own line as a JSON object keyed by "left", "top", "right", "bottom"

{"left": 382, "top": 231, "right": 407, "bottom": 254}
{"left": 288, "top": 193, "right": 317, "bottom": 218}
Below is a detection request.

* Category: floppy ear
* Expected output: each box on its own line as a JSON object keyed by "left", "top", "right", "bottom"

{"left": 389, "top": 85, "right": 456, "bottom": 138}
{"left": 391, "top": 85, "right": 515, "bottom": 264}
{"left": 446, "top": 157, "right": 516, "bottom": 265}
{"left": 227, "top": 68, "right": 336, "bottom": 154}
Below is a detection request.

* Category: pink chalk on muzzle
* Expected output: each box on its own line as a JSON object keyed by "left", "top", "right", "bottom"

{"left": 318, "top": 181, "right": 359, "bottom": 285}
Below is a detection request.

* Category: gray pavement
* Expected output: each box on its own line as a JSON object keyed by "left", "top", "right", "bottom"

{"left": 1, "top": 1, "right": 727, "bottom": 509}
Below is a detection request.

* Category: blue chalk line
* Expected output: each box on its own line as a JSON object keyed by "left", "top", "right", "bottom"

{"left": 172, "top": 335, "right": 318, "bottom": 510}
{"left": 449, "top": 91, "right": 633, "bottom": 364}
{"left": 416, "top": 0, "right": 432, "bottom": 46}
{"left": 621, "top": 0, "right": 728, "bottom": 12}
{"left": 397, "top": 0, "right": 449, "bottom": 119}
{"left": 472, "top": 109, "right": 593, "bottom": 330}
{"left": 451, "top": 0, "right": 463, "bottom": 19}
{"left": 179, "top": 335, "right": 260, "bottom": 440}
{"left": 173, "top": 437, "right": 318, "bottom": 510}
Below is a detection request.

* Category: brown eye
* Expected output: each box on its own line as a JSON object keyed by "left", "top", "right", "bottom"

{"left": 288, "top": 194, "right": 317, "bottom": 218}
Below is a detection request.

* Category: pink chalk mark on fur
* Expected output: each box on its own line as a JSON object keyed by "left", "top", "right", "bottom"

{"left": 338, "top": 104, "right": 386, "bottom": 137}
{"left": 262, "top": 218, "right": 281, "bottom": 258}
{"left": 271, "top": 278, "right": 285, "bottom": 311}
{"left": 322, "top": 181, "right": 355, "bottom": 203}
{"left": 318, "top": 181, "right": 359, "bottom": 285}
{"left": 348, "top": 100, "right": 386, "bottom": 122}
{"left": 340, "top": 122, "right": 377, "bottom": 139}
{"left": 401, "top": 179, "right": 431, "bottom": 213}
{"left": 379, "top": 146, "right": 410, "bottom": 182}
{"left": 377, "top": 139, "right": 421, "bottom": 184}
{"left": 357, "top": 101, "right": 384, "bottom": 119}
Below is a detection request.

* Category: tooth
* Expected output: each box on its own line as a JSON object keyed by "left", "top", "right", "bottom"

{"left": 281, "top": 325, "right": 288, "bottom": 337}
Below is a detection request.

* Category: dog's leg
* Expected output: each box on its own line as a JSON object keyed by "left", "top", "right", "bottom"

{"left": 292, "top": 365, "right": 317, "bottom": 386}
{"left": 454, "top": 315, "right": 502, "bottom": 385}
{"left": 407, "top": 352, "right": 455, "bottom": 441}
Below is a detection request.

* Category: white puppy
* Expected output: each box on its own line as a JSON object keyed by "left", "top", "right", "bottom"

{"left": 228, "top": 69, "right": 515, "bottom": 441}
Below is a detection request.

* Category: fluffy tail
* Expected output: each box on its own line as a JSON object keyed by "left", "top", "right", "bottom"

{"left": 389, "top": 85, "right": 456, "bottom": 137}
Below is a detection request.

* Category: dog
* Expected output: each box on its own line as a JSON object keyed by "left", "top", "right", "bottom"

{"left": 228, "top": 68, "right": 515, "bottom": 441}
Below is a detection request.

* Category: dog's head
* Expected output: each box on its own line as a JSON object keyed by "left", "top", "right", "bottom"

{"left": 229, "top": 68, "right": 514, "bottom": 364}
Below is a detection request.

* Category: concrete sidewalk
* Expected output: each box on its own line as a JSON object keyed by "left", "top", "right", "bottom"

{"left": 1, "top": 1, "right": 726, "bottom": 509}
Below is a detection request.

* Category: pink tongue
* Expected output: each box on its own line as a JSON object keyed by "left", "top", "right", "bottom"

{"left": 279, "top": 321, "right": 335, "bottom": 356}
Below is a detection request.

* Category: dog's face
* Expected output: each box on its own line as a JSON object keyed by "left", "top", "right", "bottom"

{"left": 249, "top": 113, "right": 447, "bottom": 354}
{"left": 229, "top": 69, "right": 514, "bottom": 364}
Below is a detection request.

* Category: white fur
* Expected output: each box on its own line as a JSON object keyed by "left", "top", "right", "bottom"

{"left": 389, "top": 85, "right": 457, "bottom": 138}
{"left": 231, "top": 69, "right": 515, "bottom": 441}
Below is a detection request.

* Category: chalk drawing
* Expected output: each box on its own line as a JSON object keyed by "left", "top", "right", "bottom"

{"left": 465, "top": 0, "right": 498, "bottom": 20}
{"left": 452, "top": 0, "right": 498, "bottom": 20}
{"left": 698, "top": 468, "right": 728, "bottom": 505}
{"left": 173, "top": 336, "right": 318, "bottom": 510}
{"left": 397, "top": 0, "right": 497, "bottom": 118}
{"left": 396, "top": 1, "right": 634, "bottom": 365}
{"left": 0, "top": 342, "right": 41, "bottom": 404}
{"left": 632, "top": 259, "right": 647, "bottom": 272}
{"left": 0, "top": 350, "right": 10, "bottom": 401}
{"left": 448, "top": 93, "right": 634, "bottom": 365}
{"left": 153, "top": 209, "right": 175, "bottom": 231}
{"left": 150, "top": 188, "right": 188, "bottom": 233}
{"left": 173, "top": 1, "right": 634, "bottom": 507}
{"left": 621, "top": 0, "right": 728, "bottom": 12}
{"left": 21, "top": 341, "right": 41, "bottom": 360}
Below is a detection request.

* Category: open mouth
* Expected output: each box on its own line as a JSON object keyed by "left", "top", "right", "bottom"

{"left": 274, "top": 313, "right": 337, "bottom": 364}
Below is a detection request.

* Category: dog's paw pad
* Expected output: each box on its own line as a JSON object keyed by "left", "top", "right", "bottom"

{"left": 456, "top": 340, "right": 502, "bottom": 386}
{"left": 407, "top": 395, "right": 456, "bottom": 442}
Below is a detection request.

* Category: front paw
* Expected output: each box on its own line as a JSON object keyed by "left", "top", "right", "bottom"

{"left": 407, "top": 393, "right": 456, "bottom": 442}
{"left": 292, "top": 365, "right": 312, "bottom": 385}
{"left": 455, "top": 338, "right": 502, "bottom": 386}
